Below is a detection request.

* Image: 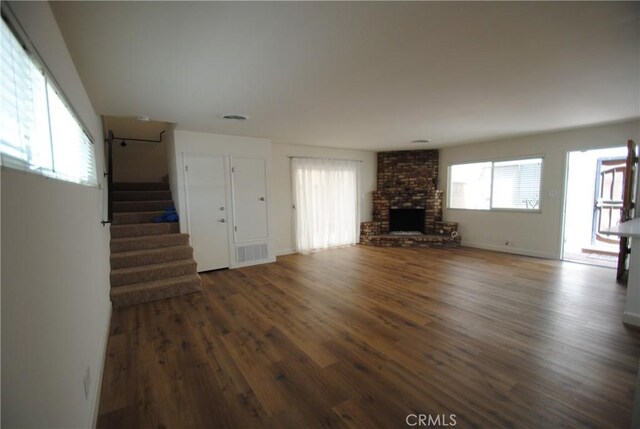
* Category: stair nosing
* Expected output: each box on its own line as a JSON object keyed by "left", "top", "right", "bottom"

{"left": 110, "top": 233, "right": 189, "bottom": 243}
{"left": 110, "top": 245, "right": 192, "bottom": 259}
{"left": 114, "top": 210, "right": 166, "bottom": 215}
{"left": 113, "top": 200, "right": 174, "bottom": 204}
{"left": 110, "top": 274, "right": 201, "bottom": 291}
{"left": 113, "top": 190, "right": 170, "bottom": 193}
{"left": 113, "top": 182, "right": 169, "bottom": 186}
{"left": 111, "top": 222, "right": 178, "bottom": 228}
{"left": 110, "top": 258, "right": 197, "bottom": 275}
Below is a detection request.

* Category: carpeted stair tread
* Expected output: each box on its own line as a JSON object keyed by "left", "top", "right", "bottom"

{"left": 111, "top": 233, "right": 190, "bottom": 253}
{"left": 110, "top": 245, "right": 194, "bottom": 269}
{"left": 113, "top": 211, "right": 165, "bottom": 225}
{"left": 110, "top": 274, "right": 202, "bottom": 308}
{"left": 114, "top": 200, "right": 174, "bottom": 213}
{"left": 108, "top": 186, "right": 200, "bottom": 306}
{"left": 112, "top": 182, "right": 170, "bottom": 192}
{"left": 110, "top": 259, "right": 198, "bottom": 287}
{"left": 110, "top": 222, "right": 179, "bottom": 238}
{"left": 113, "top": 190, "right": 172, "bottom": 202}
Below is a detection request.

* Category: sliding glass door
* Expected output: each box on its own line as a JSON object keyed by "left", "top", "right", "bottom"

{"left": 292, "top": 158, "right": 359, "bottom": 252}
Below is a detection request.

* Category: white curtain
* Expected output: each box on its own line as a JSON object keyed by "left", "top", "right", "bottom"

{"left": 292, "top": 158, "right": 360, "bottom": 252}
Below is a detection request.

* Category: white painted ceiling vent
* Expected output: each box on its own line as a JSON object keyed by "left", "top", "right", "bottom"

{"left": 411, "top": 139, "right": 431, "bottom": 144}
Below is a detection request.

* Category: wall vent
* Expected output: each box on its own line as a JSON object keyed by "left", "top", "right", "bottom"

{"left": 235, "top": 242, "right": 269, "bottom": 264}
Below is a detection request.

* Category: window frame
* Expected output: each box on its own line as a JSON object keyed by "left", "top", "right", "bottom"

{"left": 447, "top": 155, "right": 544, "bottom": 213}
{"left": 1, "top": 8, "right": 97, "bottom": 187}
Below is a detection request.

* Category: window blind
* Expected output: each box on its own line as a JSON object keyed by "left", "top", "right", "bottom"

{"left": 0, "top": 18, "right": 97, "bottom": 186}
{"left": 491, "top": 158, "right": 542, "bottom": 210}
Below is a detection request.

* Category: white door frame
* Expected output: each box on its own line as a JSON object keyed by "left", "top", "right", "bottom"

{"left": 230, "top": 156, "right": 270, "bottom": 244}
{"left": 182, "top": 152, "right": 234, "bottom": 270}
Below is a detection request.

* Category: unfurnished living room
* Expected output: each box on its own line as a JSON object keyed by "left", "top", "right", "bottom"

{"left": 1, "top": 1, "right": 640, "bottom": 428}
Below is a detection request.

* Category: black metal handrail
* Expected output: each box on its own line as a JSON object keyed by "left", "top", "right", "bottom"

{"left": 115, "top": 130, "right": 165, "bottom": 146}
{"left": 101, "top": 130, "right": 114, "bottom": 226}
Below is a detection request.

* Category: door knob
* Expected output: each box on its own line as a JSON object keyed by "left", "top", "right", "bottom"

{"left": 219, "top": 218, "right": 226, "bottom": 223}
{"left": 259, "top": 197, "right": 265, "bottom": 201}
{"left": 219, "top": 206, "right": 225, "bottom": 211}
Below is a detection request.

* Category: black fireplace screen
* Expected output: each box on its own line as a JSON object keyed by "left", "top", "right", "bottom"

{"left": 389, "top": 209, "right": 425, "bottom": 232}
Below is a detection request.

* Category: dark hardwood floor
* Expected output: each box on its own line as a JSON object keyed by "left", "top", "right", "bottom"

{"left": 97, "top": 246, "right": 640, "bottom": 429}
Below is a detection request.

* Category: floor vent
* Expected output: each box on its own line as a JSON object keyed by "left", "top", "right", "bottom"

{"left": 236, "top": 242, "right": 269, "bottom": 263}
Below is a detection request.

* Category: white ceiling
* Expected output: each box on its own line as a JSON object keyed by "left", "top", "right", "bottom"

{"left": 51, "top": 1, "right": 639, "bottom": 151}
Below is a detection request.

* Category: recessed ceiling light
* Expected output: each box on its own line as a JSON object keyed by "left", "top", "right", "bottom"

{"left": 221, "top": 114, "right": 249, "bottom": 121}
{"left": 136, "top": 116, "right": 150, "bottom": 122}
{"left": 411, "top": 139, "right": 431, "bottom": 144}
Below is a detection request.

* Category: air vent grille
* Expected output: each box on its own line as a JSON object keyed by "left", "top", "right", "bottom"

{"left": 236, "top": 242, "right": 269, "bottom": 263}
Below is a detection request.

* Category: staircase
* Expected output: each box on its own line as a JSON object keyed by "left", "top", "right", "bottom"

{"left": 109, "top": 182, "right": 202, "bottom": 307}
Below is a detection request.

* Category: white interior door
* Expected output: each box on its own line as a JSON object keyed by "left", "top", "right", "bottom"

{"left": 232, "top": 157, "right": 268, "bottom": 242}
{"left": 184, "top": 154, "right": 230, "bottom": 271}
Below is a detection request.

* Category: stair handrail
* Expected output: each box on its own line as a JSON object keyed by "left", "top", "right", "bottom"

{"left": 101, "top": 130, "right": 114, "bottom": 226}
{"left": 113, "top": 130, "right": 165, "bottom": 146}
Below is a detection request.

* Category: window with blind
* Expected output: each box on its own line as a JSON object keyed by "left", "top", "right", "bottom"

{"left": 448, "top": 157, "right": 543, "bottom": 211}
{"left": 1, "top": 18, "right": 97, "bottom": 186}
{"left": 449, "top": 162, "right": 492, "bottom": 210}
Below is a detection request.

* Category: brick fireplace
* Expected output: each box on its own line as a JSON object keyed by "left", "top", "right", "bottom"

{"left": 361, "top": 150, "right": 461, "bottom": 248}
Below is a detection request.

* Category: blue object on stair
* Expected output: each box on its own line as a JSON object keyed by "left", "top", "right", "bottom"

{"left": 152, "top": 206, "right": 179, "bottom": 223}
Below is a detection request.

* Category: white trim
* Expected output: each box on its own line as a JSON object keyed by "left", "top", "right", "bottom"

{"left": 447, "top": 156, "right": 544, "bottom": 212}
{"left": 623, "top": 311, "right": 640, "bottom": 327}
{"left": 90, "top": 304, "right": 112, "bottom": 429}
{"left": 462, "top": 241, "right": 558, "bottom": 260}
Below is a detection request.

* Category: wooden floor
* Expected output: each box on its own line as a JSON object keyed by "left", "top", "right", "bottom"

{"left": 97, "top": 246, "right": 640, "bottom": 429}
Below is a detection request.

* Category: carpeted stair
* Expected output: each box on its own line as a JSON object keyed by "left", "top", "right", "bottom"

{"left": 109, "top": 182, "right": 202, "bottom": 307}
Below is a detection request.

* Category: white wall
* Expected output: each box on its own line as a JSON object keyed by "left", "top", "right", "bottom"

{"left": 171, "top": 130, "right": 274, "bottom": 264}
{"left": 271, "top": 143, "right": 377, "bottom": 255}
{"left": 1, "top": 2, "right": 111, "bottom": 428}
{"left": 439, "top": 119, "right": 640, "bottom": 259}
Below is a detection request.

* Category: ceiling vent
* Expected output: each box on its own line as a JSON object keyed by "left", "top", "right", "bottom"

{"left": 221, "top": 114, "right": 249, "bottom": 121}
{"left": 411, "top": 139, "right": 431, "bottom": 144}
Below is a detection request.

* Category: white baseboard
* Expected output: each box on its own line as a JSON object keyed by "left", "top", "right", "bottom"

{"left": 623, "top": 311, "right": 640, "bottom": 328}
{"left": 462, "top": 241, "right": 558, "bottom": 260}
{"left": 275, "top": 248, "right": 296, "bottom": 257}
{"left": 91, "top": 304, "right": 112, "bottom": 428}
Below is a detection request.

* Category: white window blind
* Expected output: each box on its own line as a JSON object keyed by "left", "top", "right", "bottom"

{"left": 491, "top": 158, "right": 542, "bottom": 210}
{"left": 0, "top": 18, "right": 96, "bottom": 186}
{"left": 448, "top": 158, "right": 543, "bottom": 211}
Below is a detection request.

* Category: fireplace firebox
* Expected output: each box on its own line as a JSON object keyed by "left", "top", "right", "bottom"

{"left": 389, "top": 209, "right": 425, "bottom": 233}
